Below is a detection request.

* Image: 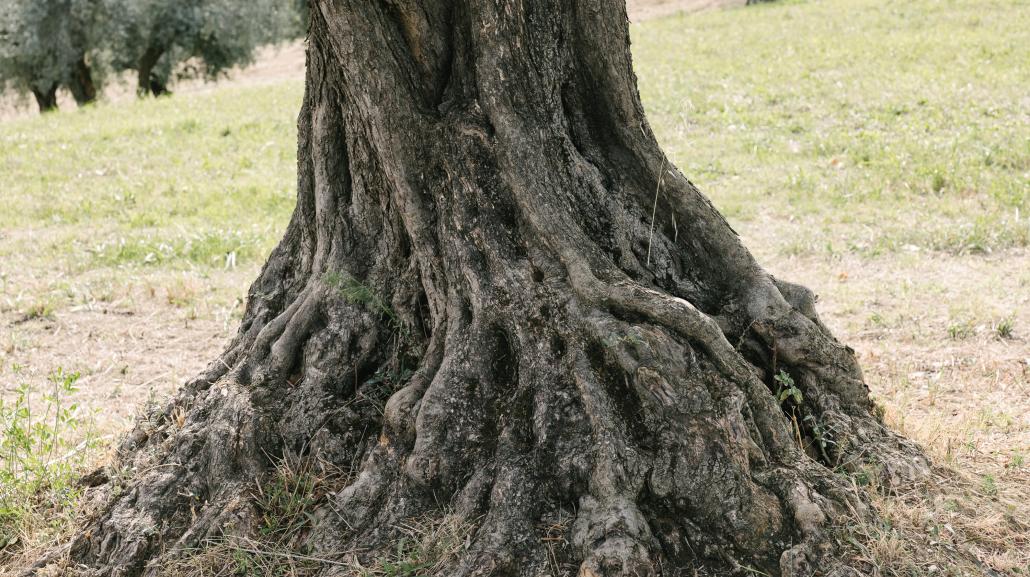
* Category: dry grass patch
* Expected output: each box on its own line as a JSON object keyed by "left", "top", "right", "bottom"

{"left": 161, "top": 511, "right": 475, "bottom": 577}
{"left": 347, "top": 514, "right": 477, "bottom": 577}
{"left": 759, "top": 251, "right": 1030, "bottom": 574}
{"left": 844, "top": 467, "right": 1029, "bottom": 576}
{"left": 141, "top": 453, "right": 350, "bottom": 577}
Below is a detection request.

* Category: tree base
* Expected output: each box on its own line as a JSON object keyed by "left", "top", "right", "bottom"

{"left": 35, "top": 2, "right": 929, "bottom": 576}
{"left": 48, "top": 272, "right": 926, "bottom": 577}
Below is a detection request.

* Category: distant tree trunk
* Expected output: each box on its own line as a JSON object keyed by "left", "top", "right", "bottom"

{"left": 136, "top": 44, "right": 166, "bottom": 97}
{"left": 54, "top": 2, "right": 927, "bottom": 576}
{"left": 67, "top": 56, "right": 98, "bottom": 106}
{"left": 31, "top": 82, "right": 59, "bottom": 113}
{"left": 148, "top": 75, "right": 169, "bottom": 97}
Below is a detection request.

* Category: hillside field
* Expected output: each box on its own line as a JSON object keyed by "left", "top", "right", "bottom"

{"left": 1, "top": 0, "right": 1028, "bottom": 574}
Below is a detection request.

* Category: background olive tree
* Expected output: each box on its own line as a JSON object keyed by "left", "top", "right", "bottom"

{"left": 0, "top": 0, "right": 301, "bottom": 111}
{"left": 0, "top": 0, "right": 112, "bottom": 111}
{"left": 106, "top": 0, "right": 298, "bottom": 97}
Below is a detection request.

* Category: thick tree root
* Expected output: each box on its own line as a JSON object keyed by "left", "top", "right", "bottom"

{"left": 48, "top": 265, "right": 920, "bottom": 576}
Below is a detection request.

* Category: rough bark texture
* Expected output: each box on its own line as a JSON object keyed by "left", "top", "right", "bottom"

{"left": 50, "top": 1, "right": 927, "bottom": 576}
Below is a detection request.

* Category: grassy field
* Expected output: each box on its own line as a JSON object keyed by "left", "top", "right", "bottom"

{"left": 2, "top": 0, "right": 1028, "bottom": 574}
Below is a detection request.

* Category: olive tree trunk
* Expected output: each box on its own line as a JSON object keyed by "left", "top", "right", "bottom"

{"left": 136, "top": 44, "right": 167, "bottom": 97}
{"left": 31, "top": 82, "right": 59, "bottom": 113}
{"left": 51, "top": 1, "right": 927, "bottom": 576}
{"left": 67, "top": 56, "right": 98, "bottom": 106}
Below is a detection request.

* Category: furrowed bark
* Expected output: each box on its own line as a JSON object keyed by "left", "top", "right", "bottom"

{"left": 41, "top": 1, "right": 927, "bottom": 576}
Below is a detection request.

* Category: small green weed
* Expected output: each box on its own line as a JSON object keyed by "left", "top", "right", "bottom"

{"left": 947, "top": 321, "right": 975, "bottom": 340}
{"left": 354, "top": 515, "right": 475, "bottom": 577}
{"left": 803, "top": 414, "right": 836, "bottom": 464}
{"left": 19, "top": 301, "right": 55, "bottom": 322}
{"left": 325, "top": 272, "right": 396, "bottom": 322}
{"left": 1, "top": 368, "right": 98, "bottom": 557}
{"left": 773, "top": 371, "right": 840, "bottom": 466}
{"left": 254, "top": 454, "right": 324, "bottom": 544}
{"left": 772, "top": 370, "right": 809, "bottom": 459}
{"left": 602, "top": 332, "right": 646, "bottom": 350}
{"left": 1008, "top": 452, "right": 1025, "bottom": 469}
{"left": 774, "top": 370, "right": 803, "bottom": 405}
{"left": 994, "top": 316, "right": 1015, "bottom": 339}
{"left": 164, "top": 453, "right": 348, "bottom": 577}
{"left": 981, "top": 474, "right": 998, "bottom": 497}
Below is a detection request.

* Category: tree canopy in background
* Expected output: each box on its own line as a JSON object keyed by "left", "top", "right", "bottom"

{"left": 0, "top": 0, "right": 112, "bottom": 111}
{"left": 110, "top": 0, "right": 299, "bottom": 97}
{"left": 0, "top": 0, "right": 302, "bottom": 112}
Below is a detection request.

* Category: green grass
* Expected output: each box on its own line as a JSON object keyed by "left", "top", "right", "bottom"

{"left": 0, "top": 0, "right": 1025, "bottom": 281}
{"left": 1, "top": 368, "right": 98, "bottom": 560}
{"left": 0, "top": 85, "right": 302, "bottom": 271}
{"left": 635, "top": 0, "right": 1029, "bottom": 257}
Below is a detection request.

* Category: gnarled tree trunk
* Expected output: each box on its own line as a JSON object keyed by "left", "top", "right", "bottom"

{"left": 52, "top": 1, "right": 927, "bottom": 576}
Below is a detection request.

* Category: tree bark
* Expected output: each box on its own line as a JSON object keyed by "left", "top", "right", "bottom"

{"left": 31, "top": 83, "right": 59, "bottom": 113}
{"left": 51, "top": 1, "right": 927, "bottom": 576}
{"left": 67, "top": 56, "right": 98, "bottom": 106}
{"left": 136, "top": 44, "right": 166, "bottom": 97}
